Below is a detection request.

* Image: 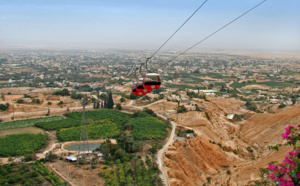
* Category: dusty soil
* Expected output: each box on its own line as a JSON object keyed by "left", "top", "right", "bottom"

{"left": 47, "top": 161, "right": 104, "bottom": 186}
{"left": 0, "top": 127, "right": 44, "bottom": 137}
{"left": 145, "top": 100, "right": 178, "bottom": 114}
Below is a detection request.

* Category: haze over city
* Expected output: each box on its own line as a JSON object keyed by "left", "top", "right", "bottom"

{"left": 1, "top": 0, "right": 299, "bottom": 51}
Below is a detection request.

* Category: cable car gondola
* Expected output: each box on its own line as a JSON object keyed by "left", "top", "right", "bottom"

{"left": 132, "top": 81, "right": 140, "bottom": 96}
{"left": 136, "top": 77, "right": 151, "bottom": 94}
{"left": 140, "top": 59, "right": 161, "bottom": 90}
{"left": 143, "top": 73, "right": 161, "bottom": 90}
{"left": 131, "top": 67, "right": 147, "bottom": 96}
{"left": 132, "top": 81, "right": 146, "bottom": 96}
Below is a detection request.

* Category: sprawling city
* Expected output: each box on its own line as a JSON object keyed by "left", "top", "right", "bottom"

{"left": 1, "top": 0, "right": 300, "bottom": 186}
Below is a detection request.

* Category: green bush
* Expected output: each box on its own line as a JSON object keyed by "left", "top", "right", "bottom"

{"left": 0, "top": 103, "right": 9, "bottom": 111}
{"left": 24, "top": 154, "right": 34, "bottom": 162}
{"left": 205, "top": 112, "right": 210, "bottom": 120}
{"left": 116, "top": 103, "right": 122, "bottom": 110}
{"left": 177, "top": 105, "right": 187, "bottom": 113}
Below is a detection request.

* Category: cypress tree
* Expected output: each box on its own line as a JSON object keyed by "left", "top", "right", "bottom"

{"left": 107, "top": 91, "right": 114, "bottom": 109}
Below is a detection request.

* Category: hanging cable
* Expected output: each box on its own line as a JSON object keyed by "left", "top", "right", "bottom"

{"left": 147, "top": 0, "right": 209, "bottom": 63}
{"left": 163, "top": 0, "right": 267, "bottom": 66}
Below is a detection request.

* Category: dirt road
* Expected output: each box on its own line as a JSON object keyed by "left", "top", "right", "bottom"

{"left": 156, "top": 114, "right": 177, "bottom": 186}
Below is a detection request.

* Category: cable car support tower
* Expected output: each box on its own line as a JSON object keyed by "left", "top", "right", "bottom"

{"left": 78, "top": 97, "right": 92, "bottom": 168}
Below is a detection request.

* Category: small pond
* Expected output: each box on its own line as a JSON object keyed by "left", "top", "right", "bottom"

{"left": 66, "top": 143, "right": 101, "bottom": 151}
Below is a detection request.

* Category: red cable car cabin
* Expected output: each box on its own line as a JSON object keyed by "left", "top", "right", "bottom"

{"left": 143, "top": 73, "right": 161, "bottom": 90}
{"left": 132, "top": 81, "right": 146, "bottom": 96}
{"left": 136, "top": 78, "right": 151, "bottom": 94}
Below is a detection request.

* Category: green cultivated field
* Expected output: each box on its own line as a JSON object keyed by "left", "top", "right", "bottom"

{"left": 0, "top": 162, "right": 62, "bottom": 186}
{"left": 35, "top": 109, "right": 131, "bottom": 130}
{"left": 57, "top": 119, "right": 120, "bottom": 141}
{"left": 0, "top": 116, "right": 63, "bottom": 131}
{"left": 33, "top": 161, "right": 63, "bottom": 185}
{"left": 0, "top": 133, "right": 47, "bottom": 157}
{"left": 126, "top": 117, "right": 168, "bottom": 140}
{"left": 215, "top": 82, "right": 226, "bottom": 87}
{"left": 33, "top": 109, "right": 169, "bottom": 142}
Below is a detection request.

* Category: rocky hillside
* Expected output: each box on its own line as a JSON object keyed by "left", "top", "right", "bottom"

{"left": 149, "top": 97, "right": 300, "bottom": 185}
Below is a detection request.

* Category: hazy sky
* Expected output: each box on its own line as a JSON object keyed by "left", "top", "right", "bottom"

{"left": 0, "top": 0, "right": 299, "bottom": 52}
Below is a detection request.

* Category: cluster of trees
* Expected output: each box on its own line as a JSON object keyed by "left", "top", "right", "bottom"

{"left": 186, "top": 91, "right": 207, "bottom": 100}
{"left": 177, "top": 129, "right": 195, "bottom": 137}
{"left": 0, "top": 163, "right": 46, "bottom": 186}
{"left": 70, "top": 92, "right": 84, "bottom": 99}
{"left": 52, "top": 88, "right": 70, "bottom": 96}
{"left": 290, "top": 95, "right": 298, "bottom": 105}
{"left": 0, "top": 103, "right": 9, "bottom": 111}
{"left": 245, "top": 101, "right": 259, "bottom": 112}
{"left": 0, "top": 133, "right": 47, "bottom": 157}
{"left": 74, "top": 84, "right": 93, "bottom": 92}
{"left": 220, "top": 85, "right": 227, "bottom": 92}
{"left": 142, "top": 108, "right": 157, "bottom": 117}
{"left": 33, "top": 161, "right": 63, "bottom": 185}
{"left": 177, "top": 105, "right": 187, "bottom": 113}
{"left": 23, "top": 94, "right": 31, "bottom": 98}
{"left": 101, "top": 91, "right": 114, "bottom": 109}
{"left": 95, "top": 137, "right": 163, "bottom": 185}
{"left": 16, "top": 99, "right": 24, "bottom": 103}
{"left": 116, "top": 104, "right": 122, "bottom": 110}
{"left": 101, "top": 157, "right": 161, "bottom": 186}
{"left": 31, "top": 99, "right": 40, "bottom": 104}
